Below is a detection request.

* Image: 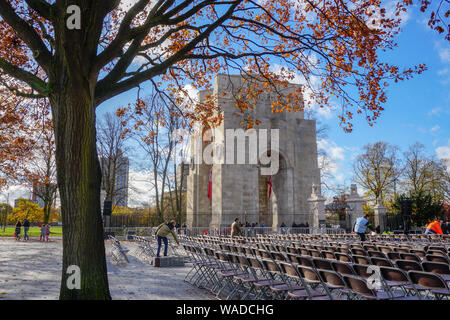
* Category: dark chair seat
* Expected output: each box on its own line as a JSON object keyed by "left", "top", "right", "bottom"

{"left": 254, "top": 279, "right": 284, "bottom": 287}
{"left": 270, "top": 284, "right": 303, "bottom": 292}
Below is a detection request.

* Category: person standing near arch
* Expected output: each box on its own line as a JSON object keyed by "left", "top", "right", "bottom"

{"left": 231, "top": 218, "right": 242, "bottom": 237}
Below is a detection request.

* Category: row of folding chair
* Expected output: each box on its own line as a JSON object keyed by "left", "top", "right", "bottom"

{"left": 183, "top": 239, "right": 450, "bottom": 300}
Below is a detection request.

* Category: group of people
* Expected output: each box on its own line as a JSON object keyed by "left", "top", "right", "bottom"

{"left": 14, "top": 219, "right": 51, "bottom": 241}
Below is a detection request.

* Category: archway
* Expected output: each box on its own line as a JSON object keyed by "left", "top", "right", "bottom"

{"left": 258, "top": 151, "right": 293, "bottom": 227}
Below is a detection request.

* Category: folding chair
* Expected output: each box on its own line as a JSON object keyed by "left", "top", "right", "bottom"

{"left": 363, "top": 245, "right": 378, "bottom": 252}
{"left": 286, "top": 253, "right": 301, "bottom": 265}
{"left": 425, "top": 254, "right": 449, "bottom": 264}
{"left": 331, "top": 261, "right": 356, "bottom": 275}
{"left": 370, "top": 257, "right": 394, "bottom": 267}
{"left": 297, "top": 255, "right": 314, "bottom": 267}
{"left": 295, "top": 265, "right": 330, "bottom": 300}
{"left": 312, "top": 258, "right": 334, "bottom": 271}
{"left": 378, "top": 246, "right": 393, "bottom": 254}
{"left": 394, "top": 247, "right": 409, "bottom": 254}
{"left": 334, "top": 252, "right": 353, "bottom": 263}
{"left": 231, "top": 255, "right": 267, "bottom": 300}
{"left": 399, "top": 253, "right": 422, "bottom": 263}
{"left": 410, "top": 249, "right": 426, "bottom": 259}
{"left": 428, "top": 246, "right": 447, "bottom": 254}
{"left": 257, "top": 249, "right": 273, "bottom": 260}
{"left": 270, "top": 251, "right": 287, "bottom": 262}
{"left": 379, "top": 266, "right": 416, "bottom": 297}
{"left": 387, "top": 252, "right": 401, "bottom": 261}
{"left": 368, "top": 250, "right": 387, "bottom": 259}
{"left": 310, "top": 249, "right": 323, "bottom": 258}
{"left": 214, "top": 252, "right": 245, "bottom": 299}
{"left": 352, "top": 255, "right": 371, "bottom": 265}
{"left": 396, "top": 259, "right": 423, "bottom": 272}
{"left": 299, "top": 248, "right": 311, "bottom": 256}
{"left": 246, "top": 256, "right": 283, "bottom": 300}
{"left": 428, "top": 250, "right": 447, "bottom": 257}
{"left": 351, "top": 248, "right": 367, "bottom": 256}
{"left": 286, "top": 246, "right": 298, "bottom": 255}
{"left": 321, "top": 250, "right": 336, "bottom": 260}
{"left": 421, "top": 261, "right": 450, "bottom": 282}
{"left": 261, "top": 259, "right": 292, "bottom": 299}
{"left": 408, "top": 270, "right": 450, "bottom": 300}
{"left": 342, "top": 275, "right": 412, "bottom": 300}
{"left": 317, "top": 269, "right": 353, "bottom": 299}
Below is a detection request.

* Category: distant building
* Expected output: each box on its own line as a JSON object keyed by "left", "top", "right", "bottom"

{"left": 114, "top": 155, "right": 129, "bottom": 207}
{"left": 31, "top": 184, "right": 45, "bottom": 208}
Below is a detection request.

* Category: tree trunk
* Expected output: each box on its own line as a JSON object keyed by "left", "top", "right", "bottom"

{"left": 43, "top": 200, "right": 50, "bottom": 224}
{"left": 50, "top": 84, "right": 111, "bottom": 300}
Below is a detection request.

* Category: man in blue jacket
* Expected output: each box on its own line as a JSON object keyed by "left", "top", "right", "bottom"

{"left": 354, "top": 214, "right": 372, "bottom": 241}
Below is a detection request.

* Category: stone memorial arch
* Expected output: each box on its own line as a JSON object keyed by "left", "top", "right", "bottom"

{"left": 186, "top": 74, "right": 322, "bottom": 228}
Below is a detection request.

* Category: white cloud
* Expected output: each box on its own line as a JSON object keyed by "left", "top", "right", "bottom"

{"left": 430, "top": 125, "right": 440, "bottom": 133}
{"left": 427, "top": 107, "right": 446, "bottom": 116}
{"left": 434, "top": 42, "right": 450, "bottom": 64}
{"left": 317, "top": 138, "right": 354, "bottom": 191}
{"left": 436, "top": 139, "right": 450, "bottom": 161}
{"left": 437, "top": 68, "right": 449, "bottom": 76}
{"left": 127, "top": 169, "right": 153, "bottom": 208}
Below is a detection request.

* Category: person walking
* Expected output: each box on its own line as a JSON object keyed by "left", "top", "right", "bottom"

{"left": 23, "top": 218, "right": 30, "bottom": 241}
{"left": 231, "top": 218, "right": 242, "bottom": 237}
{"left": 14, "top": 220, "right": 21, "bottom": 240}
{"left": 155, "top": 220, "right": 180, "bottom": 257}
{"left": 354, "top": 214, "right": 372, "bottom": 241}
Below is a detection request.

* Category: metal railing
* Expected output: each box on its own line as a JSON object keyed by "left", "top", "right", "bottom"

{"left": 179, "top": 226, "right": 345, "bottom": 237}
{"left": 103, "top": 226, "right": 346, "bottom": 240}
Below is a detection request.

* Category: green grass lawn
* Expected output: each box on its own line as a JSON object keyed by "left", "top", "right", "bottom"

{"left": 0, "top": 226, "right": 63, "bottom": 237}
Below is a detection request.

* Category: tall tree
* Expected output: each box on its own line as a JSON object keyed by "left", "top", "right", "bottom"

{"left": 122, "top": 94, "right": 185, "bottom": 223}
{"left": 0, "top": 202, "right": 12, "bottom": 229}
{"left": 353, "top": 141, "right": 403, "bottom": 202}
{"left": 0, "top": 0, "right": 438, "bottom": 299}
{"left": 403, "top": 142, "right": 449, "bottom": 200}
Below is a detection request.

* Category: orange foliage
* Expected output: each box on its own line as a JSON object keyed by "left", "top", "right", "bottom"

{"left": 0, "top": 0, "right": 443, "bottom": 136}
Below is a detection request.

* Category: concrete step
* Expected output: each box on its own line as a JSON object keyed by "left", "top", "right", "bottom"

{"left": 153, "top": 256, "right": 185, "bottom": 267}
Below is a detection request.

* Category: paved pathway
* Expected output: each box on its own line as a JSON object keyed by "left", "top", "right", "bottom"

{"left": 0, "top": 239, "right": 212, "bottom": 300}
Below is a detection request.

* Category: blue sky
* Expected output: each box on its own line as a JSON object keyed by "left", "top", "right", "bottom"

{"left": 306, "top": 6, "right": 450, "bottom": 195}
